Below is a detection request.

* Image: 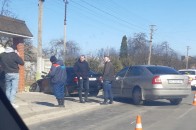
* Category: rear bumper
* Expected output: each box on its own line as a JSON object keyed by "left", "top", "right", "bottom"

{"left": 144, "top": 88, "right": 191, "bottom": 100}
{"left": 191, "top": 80, "right": 196, "bottom": 87}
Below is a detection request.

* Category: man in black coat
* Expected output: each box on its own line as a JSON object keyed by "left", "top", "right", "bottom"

{"left": 74, "top": 55, "right": 90, "bottom": 103}
{"left": 100, "top": 55, "right": 115, "bottom": 105}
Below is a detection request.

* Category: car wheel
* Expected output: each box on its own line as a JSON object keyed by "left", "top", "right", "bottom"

{"left": 30, "top": 83, "right": 41, "bottom": 92}
{"left": 169, "top": 98, "right": 182, "bottom": 105}
{"left": 132, "top": 88, "right": 143, "bottom": 105}
{"left": 89, "top": 90, "right": 99, "bottom": 96}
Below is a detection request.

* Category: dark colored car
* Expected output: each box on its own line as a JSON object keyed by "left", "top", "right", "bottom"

{"left": 29, "top": 67, "right": 102, "bottom": 96}
{"left": 66, "top": 67, "right": 102, "bottom": 96}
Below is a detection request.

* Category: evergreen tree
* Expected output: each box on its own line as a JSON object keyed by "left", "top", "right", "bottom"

{"left": 119, "top": 35, "right": 128, "bottom": 66}
{"left": 120, "top": 35, "right": 128, "bottom": 58}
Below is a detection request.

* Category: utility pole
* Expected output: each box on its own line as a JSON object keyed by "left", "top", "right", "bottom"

{"left": 148, "top": 25, "right": 156, "bottom": 65}
{"left": 37, "top": 0, "right": 44, "bottom": 80}
{"left": 186, "top": 46, "right": 190, "bottom": 69}
{"left": 63, "top": 0, "right": 68, "bottom": 63}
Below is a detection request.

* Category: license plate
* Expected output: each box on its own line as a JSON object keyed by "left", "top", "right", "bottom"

{"left": 89, "top": 78, "right": 96, "bottom": 81}
{"left": 168, "top": 80, "right": 183, "bottom": 84}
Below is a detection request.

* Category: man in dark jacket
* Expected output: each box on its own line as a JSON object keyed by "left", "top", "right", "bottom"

{"left": 0, "top": 44, "right": 24, "bottom": 108}
{"left": 48, "top": 56, "right": 67, "bottom": 107}
{"left": 74, "top": 55, "right": 90, "bottom": 103}
{"left": 100, "top": 55, "right": 115, "bottom": 105}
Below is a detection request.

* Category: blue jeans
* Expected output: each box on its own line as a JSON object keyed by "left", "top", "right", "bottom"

{"left": 5, "top": 73, "right": 19, "bottom": 103}
{"left": 103, "top": 80, "right": 113, "bottom": 101}
{"left": 78, "top": 78, "right": 89, "bottom": 101}
{"left": 52, "top": 82, "right": 65, "bottom": 99}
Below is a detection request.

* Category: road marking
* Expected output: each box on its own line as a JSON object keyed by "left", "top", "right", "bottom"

{"left": 177, "top": 107, "right": 194, "bottom": 119}
{"left": 131, "top": 121, "right": 136, "bottom": 125}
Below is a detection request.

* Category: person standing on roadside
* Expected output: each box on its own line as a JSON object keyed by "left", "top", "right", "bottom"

{"left": 0, "top": 42, "right": 24, "bottom": 108}
{"left": 100, "top": 55, "right": 115, "bottom": 105}
{"left": 48, "top": 56, "right": 67, "bottom": 107}
{"left": 74, "top": 55, "right": 90, "bottom": 103}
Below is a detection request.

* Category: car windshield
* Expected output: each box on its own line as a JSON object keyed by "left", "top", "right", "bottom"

{"left": 179, "top": 71, "right": 196, "bottom": 75}
{"left": 146, "top": 66, "right": 179, "bottom": 75}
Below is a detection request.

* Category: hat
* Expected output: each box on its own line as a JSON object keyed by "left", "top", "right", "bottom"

{"left": 50, "top": 56, "right": 57, "bottom": 63}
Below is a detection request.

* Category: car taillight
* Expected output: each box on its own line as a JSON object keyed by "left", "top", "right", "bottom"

{"left": 74, "top": 77, "right": 78, "bottom": 82}
{"left": 152, "top": 76, "right": 162, "bottom": 84}
{"left": 189, "top": 76, "right": 193, "bottom": 81}
{"left": 188, "top": 76, "right": 192, "bottom": 84}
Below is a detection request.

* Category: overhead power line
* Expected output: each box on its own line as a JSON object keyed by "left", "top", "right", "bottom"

{"left": 80, "top": 0, "right": 147, "bottom": 31}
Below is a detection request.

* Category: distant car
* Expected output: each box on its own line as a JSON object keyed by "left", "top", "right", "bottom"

{"left": 112, "top": 65, "right": 191, "bottom": 105}
{"left": 30, "top": 67, "right": 102, "bottom": 96}
{"left": 178, "top": 69, "right": 196, "bottom": 89}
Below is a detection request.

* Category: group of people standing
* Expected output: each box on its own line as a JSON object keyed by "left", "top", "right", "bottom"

{"left": 48, "top": 54, "right": 115, "bottom": 107}
{"left": 73, "top": 55, "right": 115, "bottom": 105}
{"left": 0, "top": 42, "right": 115, "bottom": 108}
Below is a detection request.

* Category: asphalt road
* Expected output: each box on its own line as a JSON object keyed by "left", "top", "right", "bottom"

{"left": 29, "top": 91, "right": 196, "bottom": 130}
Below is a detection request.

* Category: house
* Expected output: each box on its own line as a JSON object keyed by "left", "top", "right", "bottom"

{"left": 0, "top": 15, "right": 33, "bottom": 92}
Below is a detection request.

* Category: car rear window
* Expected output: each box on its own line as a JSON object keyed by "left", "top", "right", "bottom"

{"left": 146, "top": 66, "right": 179, "bottom": 75}
{"left": 179, "top": 71, "right": 196, "bottom": 75}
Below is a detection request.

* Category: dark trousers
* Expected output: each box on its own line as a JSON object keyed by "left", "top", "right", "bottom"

{"left": 78, "top": 78, "right": 89, "bottom": 101}
{"left": 103, "top": 80, "right": 113, "bottom": 101}
{"left": 52, "top": 82, "right": 65, "bottom": 100}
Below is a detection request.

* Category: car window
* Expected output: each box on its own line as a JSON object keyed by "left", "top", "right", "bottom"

{"left": 126, "top": 67, "right": 143, "bottom": 76}
{"left": 179, "top": 71, "right": 196, "bottom": 75}
{"left": 116, "top": 67, "right": 129, "bottom": 77}
{"left": 146, "top": 66, "right": 179, "bottom": 75}
{"left": 89, "top": 70, "right": 95, "bottom": 74}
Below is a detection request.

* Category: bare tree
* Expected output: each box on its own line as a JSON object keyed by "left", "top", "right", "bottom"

{"left": 152, "top": 41, "right": 183, "bottom": 69}
{"left": 24, "top": 39, "right": 37, "bottom": 62}
{"left": 128, "top": 33, "right": 149, "bottom": 65}
{"left": 43, "top": 39, "right": 80, "bottom": 66}
{"left": 0, "top": 0, "right": 14, "bottom": 17}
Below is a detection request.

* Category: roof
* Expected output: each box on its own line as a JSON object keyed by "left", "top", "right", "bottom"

{"left": 0, "top": 15, "right": 33, "bottom": 38}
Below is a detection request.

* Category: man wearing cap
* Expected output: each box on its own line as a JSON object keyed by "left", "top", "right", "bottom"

{"left": 48, "top": 56, "right": 67, "bottom": 107}
{"left": 100, "top": 55, "right": 115, "bottom": 105}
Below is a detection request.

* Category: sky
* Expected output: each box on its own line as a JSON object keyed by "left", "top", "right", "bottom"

{"left": 9, "top": 0, "right": 196, "bottom": 56}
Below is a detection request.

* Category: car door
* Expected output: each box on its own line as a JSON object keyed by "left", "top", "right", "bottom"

{"left": 112, "top": 67, "right": 129, "bottom": 96}
{"left": 122, "top": 67, "right": 144, "bottom": 97}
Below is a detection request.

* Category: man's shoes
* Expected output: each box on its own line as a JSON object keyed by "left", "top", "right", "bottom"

{"left": 85, "top": 99, "right": 90, "bottom": 102}
{"left": 109, "top": 100, "right": 113, "bottom": 104}
{"left": 59, "top": 104, "right": 65, "bottom": 107}
{"left": 100, "top": 101, "right": 108, "bottom": 105}
{"left": 80, "top": 100, "right": 85, "bottom": 103}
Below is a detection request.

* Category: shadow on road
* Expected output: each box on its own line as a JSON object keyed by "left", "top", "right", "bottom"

{"left": 34, "top": 101, "right": 55, "bottom": 107}
{"left": 64, "top": 97, "right": 102, "bottom": 103}
{"left": 114, "top": 97, "right": 173, "bottom": 106}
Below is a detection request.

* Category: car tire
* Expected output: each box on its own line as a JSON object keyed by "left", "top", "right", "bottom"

{"left": 29, "top": 83, "right": 40, "bottom": 92}
{"left": 169, "top": 98, "right": 182, "bottom": 105}
{"left": 132, "top": 88, "right": 143, "bottom": 105}
{"left": 29, "top": 83, "right": 37, "bottom": 92}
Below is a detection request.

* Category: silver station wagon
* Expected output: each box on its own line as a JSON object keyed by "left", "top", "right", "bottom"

{"left": 112, "top": 65, "right": 191, "bottom": 105}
